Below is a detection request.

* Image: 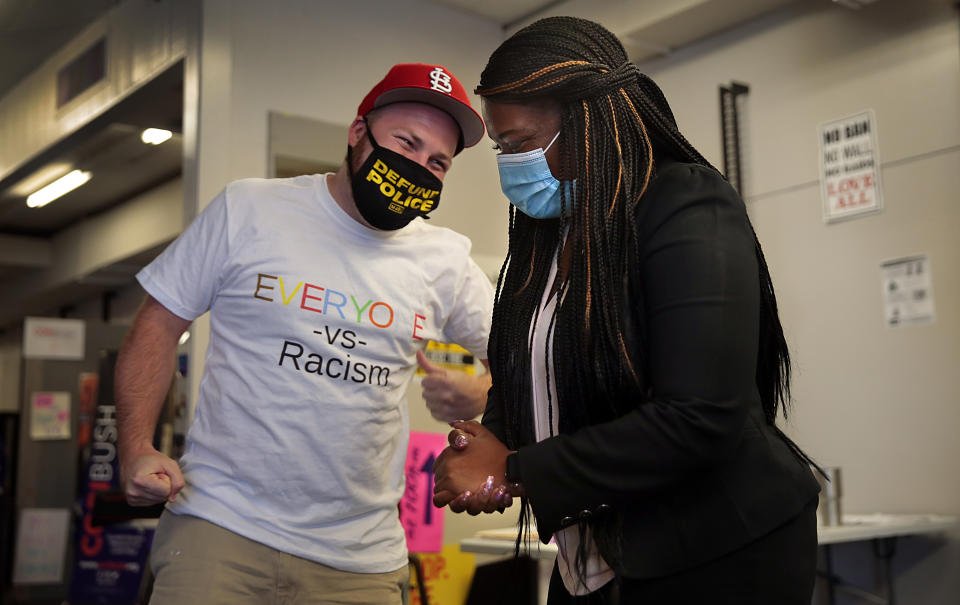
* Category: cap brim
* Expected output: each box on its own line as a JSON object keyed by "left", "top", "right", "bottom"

{"left": 375, "top": 87, "right": 485, "bottom": 149}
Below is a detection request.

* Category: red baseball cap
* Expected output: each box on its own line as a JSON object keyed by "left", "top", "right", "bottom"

{"left": 357, "top": 63, "right": 485, "bottom": 153}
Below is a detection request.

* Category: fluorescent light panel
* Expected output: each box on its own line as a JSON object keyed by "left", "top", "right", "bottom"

{"left": 141, "top": 128, "right": 172, "bottom": 145}
{"left": 26, "top": 169, "right": 91, "bottom": 208}
{"left": 10, "top": 163, "right": 73, "bottom": 197}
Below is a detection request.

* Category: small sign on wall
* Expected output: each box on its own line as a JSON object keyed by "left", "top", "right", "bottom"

{"left": 30, "top": 392, "right": 72, "bottom": 440}
{"left": 23, "top": 317, "right": 85, "bottom": 360}
{"left": 818, "top": 109, "right": 883, "bottom": 222}
{"left": 13, "top": 508, "right": 71, "bottom": 585}
{"left": 882, "top": 255, "right": 935, "bottom": 327}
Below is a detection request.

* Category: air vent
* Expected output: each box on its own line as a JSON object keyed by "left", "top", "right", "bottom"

{"left": 56, "top": 38, "right": 106, "bottom": 108}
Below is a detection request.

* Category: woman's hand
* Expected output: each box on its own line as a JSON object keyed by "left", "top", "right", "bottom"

{"left": 433, "top": 420, "right": 514, "bottom": 515}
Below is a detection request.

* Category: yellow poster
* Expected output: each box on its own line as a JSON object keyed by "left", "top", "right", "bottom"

{"left": 409, "top": 544, "right": 476, "bottom": 605}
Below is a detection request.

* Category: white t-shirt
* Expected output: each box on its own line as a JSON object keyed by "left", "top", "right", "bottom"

{"left": 137, "top": 173, "right": 492, "bottom": 573}
{"left": 529, "top": 246, "right": 614, "bottom": 595}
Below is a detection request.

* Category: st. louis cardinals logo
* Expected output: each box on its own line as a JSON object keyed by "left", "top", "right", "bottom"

{"left": 429, "top": 67, "right": 453, "bottom": 94}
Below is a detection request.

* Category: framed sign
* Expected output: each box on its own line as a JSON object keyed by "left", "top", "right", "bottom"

{"left": 818, "top": 110, "right": 883, "bottom": 223}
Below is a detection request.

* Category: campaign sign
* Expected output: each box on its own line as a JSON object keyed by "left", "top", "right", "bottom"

{"left": 69, "top": 351, "right": 154, "bottom": 604}
{"left": 401, "top": 431, "right": 448, "bottom": 553}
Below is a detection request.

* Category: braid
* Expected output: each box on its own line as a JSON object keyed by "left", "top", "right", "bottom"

{"left": 479, "top": 16, "right": 799, "bottom": 457}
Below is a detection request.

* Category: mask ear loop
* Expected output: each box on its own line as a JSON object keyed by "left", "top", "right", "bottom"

{"left": 362, "top": 117, "right": 382, "bottom": 150}
{"left": 544, "top": 130, "right": 562, "bottom": 153}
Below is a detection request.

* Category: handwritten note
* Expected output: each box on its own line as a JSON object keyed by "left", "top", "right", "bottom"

{"left": 401, "top": 431, "right": 448, "bottom": 553}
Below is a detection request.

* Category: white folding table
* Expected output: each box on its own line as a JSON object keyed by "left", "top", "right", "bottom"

{"left": 460, "top": 513, "right": 957, "bottom": 605}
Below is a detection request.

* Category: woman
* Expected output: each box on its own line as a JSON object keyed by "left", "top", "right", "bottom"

{"left": 433, "top": 16, "right": 822, "bottom": 604}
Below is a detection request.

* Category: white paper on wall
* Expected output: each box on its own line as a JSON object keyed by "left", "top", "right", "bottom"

{"left": 882, "top": 255, "right": 935, "bottom": 327}
{"left": 12, "top": 508, "right": 71, "bottom": 585}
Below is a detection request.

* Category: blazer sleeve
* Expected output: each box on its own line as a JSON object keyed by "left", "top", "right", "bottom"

{"left": 481, "top": 384, "right": 507, "bottom": 443}
{"left": 518, "top": 163, "right": 763, "bottom": 541}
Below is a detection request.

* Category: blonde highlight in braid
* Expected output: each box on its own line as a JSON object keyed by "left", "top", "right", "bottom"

{"left": 619, "top": 89, "right": 654, "bottom": 202}
{"left": 606, "top": 94, "right": 623, "bottom": 219}
{"left": 477, "top": 60, "right": 592, "bottom": 95}
{"left": 582, "top": 100, "right": 593, "bottom": 332}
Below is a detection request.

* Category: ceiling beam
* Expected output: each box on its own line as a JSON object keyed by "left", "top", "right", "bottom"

{"left": 0, "top": 233, "right": 53, "bottom": 268}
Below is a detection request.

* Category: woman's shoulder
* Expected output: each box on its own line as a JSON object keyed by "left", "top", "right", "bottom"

{"left": 648, "top": 158, "right": 732, "bottom": 197}
{"left": 636, "top": 158, "right": 744, "bottom": 230}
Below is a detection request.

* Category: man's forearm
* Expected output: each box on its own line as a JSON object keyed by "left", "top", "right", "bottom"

{"left": 116, "top": 298, "right": 190, "bottom": 459}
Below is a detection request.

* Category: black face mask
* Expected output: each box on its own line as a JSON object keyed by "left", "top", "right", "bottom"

{"left": 348, "top": 121, "right": 443, "bottom": 230}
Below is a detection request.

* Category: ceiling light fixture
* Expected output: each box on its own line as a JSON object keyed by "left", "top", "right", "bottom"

{"left": 10, "top": 163, "right": 72, "bottom": 197}
{"left": 141, "top": 128, "right": 173, "bottom": 145}
{"left": 26, "top": 169, "right": 92, "bottom": 208}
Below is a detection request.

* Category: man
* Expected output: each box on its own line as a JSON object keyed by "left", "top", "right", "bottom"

{"left": 116, "top": 63, "right": 493, "bottom": 604}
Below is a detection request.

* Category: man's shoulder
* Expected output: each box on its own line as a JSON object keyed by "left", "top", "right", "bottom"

{"left": 224, "top": 174, "right": 321, "bottom": 201}
{"left": 403, "top": 219, "right": 473, "bottom": 255}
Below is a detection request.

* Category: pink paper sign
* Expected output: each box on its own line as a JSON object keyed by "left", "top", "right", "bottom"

{"left": 401, "top": 431, "right": 448, "bottom": 553}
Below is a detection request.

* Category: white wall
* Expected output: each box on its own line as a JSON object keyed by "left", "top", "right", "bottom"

{"left": 638, "top": 2, "right": 960, "bottom": 602}
{"left": 197, "top": 0, "right": 508, "bottom": 256}
{"left": 190, "top": 0, "right": 514, "bottom": 552}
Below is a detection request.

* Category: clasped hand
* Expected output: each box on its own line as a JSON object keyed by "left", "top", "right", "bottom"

{"left": 433, "top": 420, "right": 517, "bottom": 515}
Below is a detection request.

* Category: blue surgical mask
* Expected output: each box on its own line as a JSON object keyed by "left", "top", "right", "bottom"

{"left": 496, "top": 131, "right": 572, "bottom": 219}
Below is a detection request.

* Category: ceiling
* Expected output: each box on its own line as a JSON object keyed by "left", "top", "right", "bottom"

{"left": 425, "top": 0, "right": 568, "bottom": 29}
{"left": 0, "top": 0, "right": 118, "bottom": 99}
{"left": 0, "top": 8, "right": 183, "bottom": 322}
{"left": 0, "top": 63, "right": 184, "bottom": 237}
{"left": 426, "top": 0, "right": 804, "bottom": 61}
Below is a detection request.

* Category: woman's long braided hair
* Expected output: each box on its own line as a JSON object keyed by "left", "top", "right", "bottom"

{"left": 478, "top": 17, "right": 815, "bottom": 466}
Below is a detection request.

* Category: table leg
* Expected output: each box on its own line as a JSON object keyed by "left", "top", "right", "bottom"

{"left": 824, "top": 544, "right": 837, "bottom": 604}
{"left": 873, "top": 537, "right": 898, "bottom": 605}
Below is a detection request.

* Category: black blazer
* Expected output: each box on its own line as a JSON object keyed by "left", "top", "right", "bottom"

{"left": 482, "top": 159, "right": 820, "bottom": 580}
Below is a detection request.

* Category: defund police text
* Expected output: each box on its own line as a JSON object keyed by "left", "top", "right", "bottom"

{"left": 365, "top": 159, "right": 439, "bottom": 212}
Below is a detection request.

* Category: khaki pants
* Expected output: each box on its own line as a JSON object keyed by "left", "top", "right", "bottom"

{"left": 148, "top": 511, "right": 409, "bottom": 605}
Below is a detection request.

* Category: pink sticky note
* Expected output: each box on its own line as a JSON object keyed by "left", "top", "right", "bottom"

{"left": 401, "top": 431, "right": 448, "bottom": 553}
